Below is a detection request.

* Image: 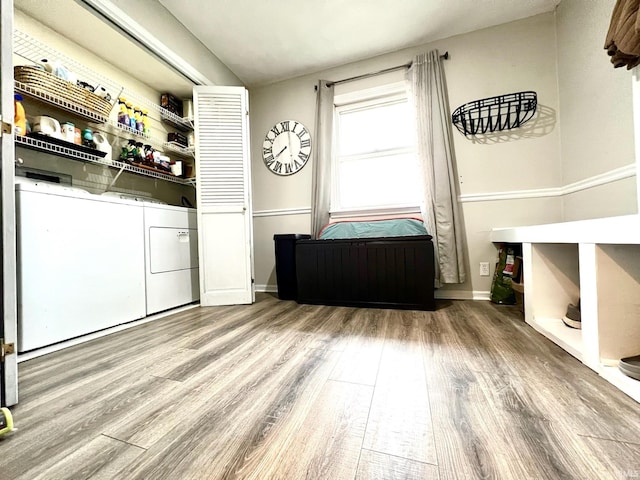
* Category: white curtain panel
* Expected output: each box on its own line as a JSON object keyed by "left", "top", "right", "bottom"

{"left": 407, "top": 50, "right": 466, "bottom": 284}
{"left": 310, "top": 80, "right": 335, "bottom": 238}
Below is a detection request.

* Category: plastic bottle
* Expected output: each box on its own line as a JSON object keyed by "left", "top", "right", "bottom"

{"left": 134, "top": 107, "right": 143, "bottom": 132}
{"left": 125, "top": 102, "right": 135, "bottom": 130}
{"left": 141, "top": 109, "right": 150, "bottom": 136}
{"left": 14, "top": 94, "right": 26, "bottom": 136}
{"left": 117, "top": 98, "right": 129, "bottom": 126}
{"left": 82, "top": 128, "right": 95, "bottom": 149}
{"left": 144, "top": 144, "right": 154, "bottom": 166}
{"left": 134, "top": 142, "right": 144, "bottom": 163}
{"left": 123, "top": 139, "right": 136, "bottom": 163}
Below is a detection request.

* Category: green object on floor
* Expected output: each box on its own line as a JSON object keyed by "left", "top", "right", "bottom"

{"left": 0, "top": 407, "right": 14, "bottom": 436}
{"left": 490, "top": 244, "right": 517, "bottom": 305}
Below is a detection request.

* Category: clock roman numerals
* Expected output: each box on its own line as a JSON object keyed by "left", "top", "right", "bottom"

{"left": 293, "top": 157, "right": 305, "bottom": 170}
{"left": 264, "top": 155, "right": 275, "bottom": 168}
{"left": 263, "top": 120, "right": 312, "bottom": 176}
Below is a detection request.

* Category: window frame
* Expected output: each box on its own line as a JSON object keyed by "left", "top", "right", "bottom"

{"left": 331, "top": 81, "right": 422, "bottom": 218}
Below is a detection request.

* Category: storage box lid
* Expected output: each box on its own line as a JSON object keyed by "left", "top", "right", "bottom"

{"left": 273, "top": 234, "right": 312, "bottom": 240}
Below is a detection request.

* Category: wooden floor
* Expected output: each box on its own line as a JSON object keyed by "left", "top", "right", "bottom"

{"left": 2, "top": 294, "right": 640, "bottom": 479}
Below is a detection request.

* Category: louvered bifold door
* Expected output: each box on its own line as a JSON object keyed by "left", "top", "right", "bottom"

{"left": 194, "top": 86, "right": 254, "bottom": 306}
{"left": 1, "top": 0, "right": 18, "bottom": 407}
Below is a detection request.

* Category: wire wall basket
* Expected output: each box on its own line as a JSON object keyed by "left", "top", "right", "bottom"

{"left": 451, "top": 91, "right": 537, "bottom": 136}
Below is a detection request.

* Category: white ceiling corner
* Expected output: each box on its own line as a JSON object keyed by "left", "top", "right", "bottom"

{"left": 158, "top": 0, "right": 561, "bottom": 87}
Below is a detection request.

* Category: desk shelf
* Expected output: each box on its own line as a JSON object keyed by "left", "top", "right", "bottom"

{"left": 492, "top": 215, "right": 640, "bottom": 403}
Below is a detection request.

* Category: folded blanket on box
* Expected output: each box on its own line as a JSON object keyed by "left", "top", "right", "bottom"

{"left": 319, "top": 218, "right": 428, "bottom": 240}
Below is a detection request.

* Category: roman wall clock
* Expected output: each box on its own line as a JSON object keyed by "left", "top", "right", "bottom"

{"left": 262, "top": 120, "right": 312, "bottom": 176}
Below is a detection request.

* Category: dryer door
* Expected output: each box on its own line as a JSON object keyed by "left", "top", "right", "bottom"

{"left": 149, "top": 227, "right": 198, "bottom": 273}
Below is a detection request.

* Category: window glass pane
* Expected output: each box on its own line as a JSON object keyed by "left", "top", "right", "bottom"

{"left": 338, "top": 100, "right": 414, "bottom": 156}
{"left": 338, "top": 153, "right": 421, "bottom": 209}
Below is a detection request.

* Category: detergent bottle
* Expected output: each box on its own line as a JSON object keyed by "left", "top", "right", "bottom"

{"left": 14, "top": 94, "right": 26, "bottom": 135}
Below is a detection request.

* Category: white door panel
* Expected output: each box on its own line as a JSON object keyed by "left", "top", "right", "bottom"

{"left": 195, "top": 86, "right": 254, "bottom": 306}
{"left": 1, "top": 0, "right": 17, "bottom": 407}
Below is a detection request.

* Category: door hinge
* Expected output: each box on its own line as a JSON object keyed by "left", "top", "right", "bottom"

{"left": 1, "top": 121, "right": 12, "bottom": 135}
{"left": 0, "top": 339, "right": 15, "bottom": 363}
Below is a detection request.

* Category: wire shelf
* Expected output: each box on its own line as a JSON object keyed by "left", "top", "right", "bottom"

{"left": 160, "top": 110, "right": 193, "bottom": 131}
{"left": 15, "top": 135, "right": 191, "bottom": 185}
{"left": 451, "top": 91, "right": 537, "bottom": 136}
{"left": 13, "top": 30, "right": 120, "bottom": 109}
{"left": 13, "top": 29, "right": 195, "bottom": 187}
{"left": 105, "top": 120, "right": 151, "bottom": 141}
{"left": 163, "top": 141, "right": 194, "bottom": 157}
{"left": 15, "top": 80, "right": 109, "bottom": 123}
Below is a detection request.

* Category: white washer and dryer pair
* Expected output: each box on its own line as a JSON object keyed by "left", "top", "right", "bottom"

{"left": 16, "top": 179, "right": 198, "bottom": 352}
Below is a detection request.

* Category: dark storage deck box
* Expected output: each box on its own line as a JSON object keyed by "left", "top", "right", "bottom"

{"left": 295, "top": 235, "right": 435, "bottom": 310}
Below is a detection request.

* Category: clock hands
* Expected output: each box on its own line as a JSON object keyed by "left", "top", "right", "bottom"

{"left": 274, "top": 145, "right": 288, "bottom": 159}
{"left": 288, "top": 132, "right": 295, "bottom": 162}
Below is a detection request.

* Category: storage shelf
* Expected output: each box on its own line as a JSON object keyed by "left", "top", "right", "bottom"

{"left": 493, "top": 221, "right": 640, "bottom": 403}
{"left": 13, "top": 30, "right": 121, "bottom": 99}
{"left": 16, "top": 134, "right": 106, "bottom": 163}
{"left": 163, "top": 142, "right": 194, "bottom": 157}
{"left": 15, "top": 80, "right": 109, "bottom": 124}
{"left": 160, "top": 110, "right": 193, "bottom": 131}
{"left": 15, "top": 135, "right": 191, "bottom": 185}
{"left": 599, "top": 365, "right": 640, "bottom": 403}
{"left": 106, "top": 120, "right": 151, "bottom": 141}
{"left": 13, "top": 29, "right": 195, "bottom": 188}
{"left": 529, "top": 316, "right": 584, "bottom": 361}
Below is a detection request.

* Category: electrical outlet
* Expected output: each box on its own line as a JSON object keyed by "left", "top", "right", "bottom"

{"left": 479, "top": 262, "right": 490, "bottom": 276}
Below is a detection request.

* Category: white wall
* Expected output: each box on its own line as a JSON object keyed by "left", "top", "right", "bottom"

{"left": 556, "top": 0, "right": 637, "bottom": 220}
{"left": 250, "top": 13, "right": 562, "bottom": 298}
{"left": 107, "top": 0, "right": 242, "bottom": 87}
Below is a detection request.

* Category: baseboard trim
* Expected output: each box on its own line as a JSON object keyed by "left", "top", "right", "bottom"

{"left": 435, "top": 290, "right": 491, "bottom": 301}
{"left": 459, "top": 164, "right": 636, "bottom": 203}
{"left": 257, "top": 284, "right": 490, "bottom": 302}
{"left": 253, "top": 207, "right": 311, "bottom": 218}
{"left": 256, "top": 284, "right": 277, "bottom": 293}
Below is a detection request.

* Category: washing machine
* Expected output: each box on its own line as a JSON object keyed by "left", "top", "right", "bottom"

{"left": 16, "top": 180, "right": 146, "bottom": 352}
{"left": 143, "top": 203, "right": 199, "bottom": 315}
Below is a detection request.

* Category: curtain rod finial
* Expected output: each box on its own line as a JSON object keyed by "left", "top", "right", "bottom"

{"left": 441, "top": 51, "right": 449, "bottom": 60}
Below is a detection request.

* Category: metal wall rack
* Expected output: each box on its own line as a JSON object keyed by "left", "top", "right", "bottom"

{"left": 451, "top": 91, "right": 537, "bottom": 136}
{"left": 15, "top": 135, "right": 190, "bottom": 185}
{"left": 13, "top": 29, "right": 195, "bottom": 186}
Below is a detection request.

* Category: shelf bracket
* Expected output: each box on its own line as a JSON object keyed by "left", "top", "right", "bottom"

{"left": 109, "top": 163, "right": 127, "bottom": 188}
{"left": 1, "top": 121, "right": 12, "bottom": 135}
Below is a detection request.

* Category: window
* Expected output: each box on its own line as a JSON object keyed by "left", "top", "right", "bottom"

{"left": 332, "top": 83, "right": 421, "bottom": 214}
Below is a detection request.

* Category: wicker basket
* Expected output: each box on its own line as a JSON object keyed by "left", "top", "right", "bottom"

{"left": 14, "top": 66, "right": 112, "bottom": 118}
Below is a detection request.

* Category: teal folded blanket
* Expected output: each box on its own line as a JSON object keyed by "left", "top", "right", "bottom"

{"left": 319, "top": 218, "right": 428, "bottom": 239}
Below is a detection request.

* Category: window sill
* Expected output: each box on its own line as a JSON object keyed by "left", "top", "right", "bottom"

{"left": 330, "top": 205, "right": 421, "bottom": 221}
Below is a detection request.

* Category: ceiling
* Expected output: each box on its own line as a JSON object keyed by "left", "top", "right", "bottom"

{"left": 15, "top": 0, "right": 561, "bottom": 90}
{"left": 158, "top": 0, "right": 561, "bottom": 87}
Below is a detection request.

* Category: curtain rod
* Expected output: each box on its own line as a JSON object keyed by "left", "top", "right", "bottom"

{"left": 325, "top": 51, "right": 449, "bottom": 88}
